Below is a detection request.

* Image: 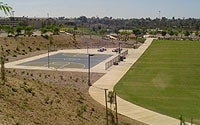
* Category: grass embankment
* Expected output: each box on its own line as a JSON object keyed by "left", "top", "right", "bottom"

{"left": 115, "top": 40, "right": 200, "bottom": 124}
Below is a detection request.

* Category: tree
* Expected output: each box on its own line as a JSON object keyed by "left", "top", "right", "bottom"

{"left": 168, "top": 30, "right": 174, "bottom": 36}
{"left": 53, "top": 26, "right": 60, "bottom": 35}
{"left": 132, "top": 28, "right": 142, "bottom": 36}
{"left": 15, "top": 25, "right": 23, "bottom": 36}
{"left": 74, "top": 25, "right": 78, "bottom": 31}
{"left": 24, "top": 25, "right": 33, "bottom": 36}
{"left": 3, "top": 25, "right": 14, "bottom": 37}
{"left": 0, "top": 2, "right": 12, "bottom": 15}
{"left": 99, "top": 28, "right": 107, "bottom": 36}
{"left": 108, "top": 91, "right": 115, "bottom": 108}
{"left": 40, "top": 27, "right": 48, "bottom": 35}
{"left": 184, "top": 31, "right": 190, "bottom": 36}
{"left": 0, "top": 2, "right": 11, "bottom": 85}
{"left": 195, "top": 31, "right": 199, "bottom": 36}
{"left": 161, "top": 30, "right": 167, "bottom": 36}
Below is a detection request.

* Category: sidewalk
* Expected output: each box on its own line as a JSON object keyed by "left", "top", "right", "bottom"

{"left": 89, "top": 38, "right": 180, "bottom": 125}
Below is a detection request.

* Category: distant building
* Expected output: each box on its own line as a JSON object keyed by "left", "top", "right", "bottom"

{"left": 0, "top": 17, "right": 59, "bottom": 29}
{"left": 119, "top": 29, "right": 133, "bottom": 33}
{"left": 0, "top": 17, "right": 27, "bottom": 27}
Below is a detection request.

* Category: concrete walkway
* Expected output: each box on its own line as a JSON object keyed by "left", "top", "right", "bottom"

{"left": 89, "top": 38, "right": 180, "bottom": 125}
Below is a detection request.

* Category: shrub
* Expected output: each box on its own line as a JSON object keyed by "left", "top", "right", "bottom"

{"left": 16, "top": 47, "right": 20, "bottom": 51}
{"left": 28, "top": 46, "right": 32, "bottom": 52}
{"left": 13, "top": 54, "right": 17, "bottom": 57}
{"left": 36, "top": 48, "right": 40, "bottom": 51}
{"left": 21, "top": 71, "right": 25, "bottom": 75}
{"left": 24, "top": 86, "right": 32, "bottom": 93}
{"left": 76, "top": 104, "right": 87, "bottom": 117}
{"left": 12, "top": 87, "right": 17, "bottom": 92}
{"left": 44, "top": 96, "right": 50, "bottom": 104}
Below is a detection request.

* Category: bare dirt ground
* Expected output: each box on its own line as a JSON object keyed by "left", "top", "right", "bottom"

{"left": 0, "top": 33, "right": 141, "bottom": 62}
{"left": 0, "top": 34, "right": 145, "bottom": 125}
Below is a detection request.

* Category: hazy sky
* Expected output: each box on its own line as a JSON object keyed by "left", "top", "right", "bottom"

{"left": 1, "top": 0, "right": 199, "bottom": 19}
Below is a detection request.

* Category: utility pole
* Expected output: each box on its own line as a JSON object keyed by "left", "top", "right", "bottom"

{"left": 115, "top": 92, "right": 118, "bottom": 125}
{"left": 158, "top": 11, "right": 161, "bottom": 30}
{"left": 88, "top": 54, "right": 91, "bottom": 86}
{"left": 47, "top": 13, "right": 49, "bottom": 18}
{"left": 104, "top": 89, "right": 109, "bottom": 125}
{"left": 158, "top": 11, "right": 161, "bottom": 19}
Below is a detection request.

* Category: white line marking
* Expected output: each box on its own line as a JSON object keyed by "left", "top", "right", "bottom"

{"left": 59, "top": 62, "right": 70, "bottom": 69}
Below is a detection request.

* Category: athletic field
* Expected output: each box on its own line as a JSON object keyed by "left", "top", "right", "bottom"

{"left": 114, "top": 40, "right": 200, "bottom": 124}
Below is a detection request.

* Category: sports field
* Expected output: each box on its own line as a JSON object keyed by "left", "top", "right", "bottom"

{"left": 114, "top": 40, "right": 200, "bottom": 124}
{"left": 18, "top": 53, "right": 112, "bottom": 69}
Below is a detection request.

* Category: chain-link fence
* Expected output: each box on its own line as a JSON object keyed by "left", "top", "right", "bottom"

{"left": 105, "top": 49, "right": 128, "bottom": 70}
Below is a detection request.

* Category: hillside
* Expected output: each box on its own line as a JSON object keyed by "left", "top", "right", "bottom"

{"left": 0, "top": 35, "right": 145, "bottom": 125}
{"left": 0, "top": 33, "right": 120, "bottom": 62}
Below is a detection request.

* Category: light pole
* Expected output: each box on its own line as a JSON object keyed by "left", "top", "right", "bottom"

{"left": 11, "top": 10, "right": 15, "bottom": 27}
{"left": 48, "top": 44, "right": 50, "bottom": 68}
{"left": 118, "top": 42, "right": 121, "bottom": 54}
{"left": 88, "top": 54, "right": 94, "bottom": 86}
{"left": 87, "top": 41, "right": 89, "bottom": 54}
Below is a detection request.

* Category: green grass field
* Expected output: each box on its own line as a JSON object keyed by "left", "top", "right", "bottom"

{"left": 114, "top": 40, "right": 200, "bottom": 124}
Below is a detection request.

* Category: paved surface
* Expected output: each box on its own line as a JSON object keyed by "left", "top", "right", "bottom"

{"left": 18, "top": 53, "right": 112, "bottom": 69}
{"left": 89, "top": 38, "right": 180, "bottom": 125}
{"left": 5, "top": 48, "right": 122, "bottom": 73}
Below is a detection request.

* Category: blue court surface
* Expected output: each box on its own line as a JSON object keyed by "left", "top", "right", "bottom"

{"left": 18, "top": 53, "right": 112, "bottom": 69}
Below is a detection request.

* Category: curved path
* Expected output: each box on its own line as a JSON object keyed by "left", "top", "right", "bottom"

{"left": 89, "top": 38, "right": 180, "bottom": 125}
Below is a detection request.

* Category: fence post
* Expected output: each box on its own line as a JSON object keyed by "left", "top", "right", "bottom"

{"left": 191, "top": 118, "right": 193, "bottom": 125}
{"left": 179, "top": 115, "right": 183, "bottom": 125}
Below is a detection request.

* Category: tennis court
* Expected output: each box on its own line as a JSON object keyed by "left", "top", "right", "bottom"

{"left": 18, "top": 53, "right": 112, "bottom": 69}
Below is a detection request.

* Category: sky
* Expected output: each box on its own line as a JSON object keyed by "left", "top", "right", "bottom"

{"left": 1, "top": 0, "right": 200, "bottom": 19}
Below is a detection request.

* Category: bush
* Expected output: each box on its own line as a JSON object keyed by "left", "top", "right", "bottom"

{"left": 24, "top": 86, "right": 32, "bottom": 93}
{"left": 36, "top": 48, "right": 40, "bottom": 51}
{"left": 76, "top": 104, "right": 87, "bottom": 117}
{"left": 12, "top": 87, "right": 17, "bottom": 92}
{"left": 16, "top": 47, "right": 20, "bottom": 51}
{"left": 28, "top": 46, "right": 32, "bottom": 52}
{"left": 13, "top": 54, "right": 17, "bottom": 57}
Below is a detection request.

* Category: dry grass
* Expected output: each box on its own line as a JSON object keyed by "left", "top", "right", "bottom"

{"left": 0, "top": 35, "right": 145, "bottom": 125}
{"left": 0, "top": 69, "right": 145, "bottom": 125}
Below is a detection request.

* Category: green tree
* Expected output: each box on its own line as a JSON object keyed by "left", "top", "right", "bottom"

{"left": 40, "top": 27, "right": 48, "bottom": 35}
{"left": 74, "top": 25, "right": 78, "bottom": 31}
{"left": 53, "top": 26, "right": 60, "bottom": 35}
{"left": 184, "top": 31, "right": 190, "bottom": 36}
{"left": 161, "top": 30, "right": 167, "bottom": 36}
{"left": 3, "top": 25, "right": 14, "bottom": 36}
{"left": 0, "top": 2, "right": 12, "bottom": 15}
{"left": 24, "top": 25, "right": 33, "bottom": 36}
{"left": 99, "top": 28, "right": 107, "bottom": 36}
{"left": 168, "top": 30, "right": 174, "bottom": 36}
{"left": 195, "top": 31, "right": 199, "bottom": 36}
{"left": 15, "top": 26, "right": 23, "bottom": 36}
{"left": 132, "top": 28, "right": 142, "bottom": 36}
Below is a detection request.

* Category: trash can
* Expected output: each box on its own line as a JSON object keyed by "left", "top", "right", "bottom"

{"left": 120, "top": 56, "right": 124, "bottom": 61}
